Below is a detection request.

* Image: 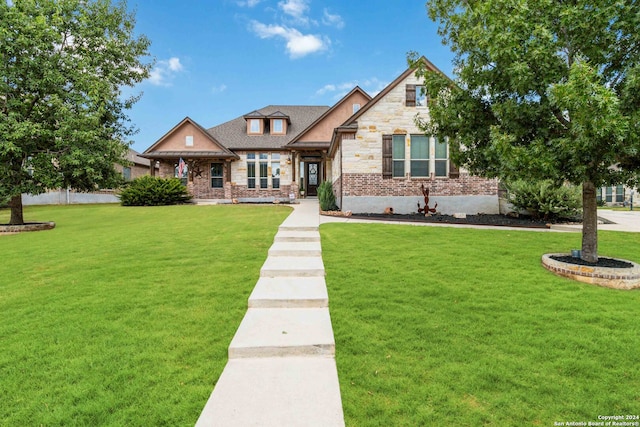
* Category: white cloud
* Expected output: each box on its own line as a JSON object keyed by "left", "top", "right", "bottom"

{"left": 148, "top": 57, "right": 184, "bottom": 86}
{"left": 236, "top": 0, "right": 262, "bottom": 6}
{"left": 316, "top": 77, "right": 388, "bottom": 99}
{"left": 322, "top": 9, "right": 344, "bottom": 29}
{"left": 212, "top": 84, "right": 227, "bottom": 94}
{"left": 250, "top": 21, "right": 328, "bottom": 59}
{"left": 278, "top": 0, "right": 309, "bottom": 20}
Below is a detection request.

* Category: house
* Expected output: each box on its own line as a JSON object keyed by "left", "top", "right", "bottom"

{"left": 22, "top": 148, "right": 157, "bottom": 206}
{"left": 327, "top": 59, "right": 499, "bottom": 215}
{"left": 115, "top": 148, "right": 157, "bottom": 181}
{"left": 142, "top": 58, "right": 499, "bottom": 214}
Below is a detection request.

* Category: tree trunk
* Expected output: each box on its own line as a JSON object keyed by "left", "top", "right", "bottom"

{"left": 9, "top": 194, "right": 25, "bottom": 225}
{"left": 581, "top": 181, "right": 598, "bottom": 263}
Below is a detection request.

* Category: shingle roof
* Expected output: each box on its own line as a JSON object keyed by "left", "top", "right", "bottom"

{"left": 207, "top": 105, "right": 330, "bottom": 150}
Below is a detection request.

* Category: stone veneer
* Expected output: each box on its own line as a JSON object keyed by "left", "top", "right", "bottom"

{"left": 542, "top": 253, "right": 640, "bottom": 290}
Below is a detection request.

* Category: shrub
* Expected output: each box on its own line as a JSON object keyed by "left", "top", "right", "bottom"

{"left": 317, "top": 181, "right": 338, "bottom": 211}
{"left": 505, "top": 179, "right": 582, "bottom": 220}
{"left": 118, "top": 176, "right": 191, "bottom": 206}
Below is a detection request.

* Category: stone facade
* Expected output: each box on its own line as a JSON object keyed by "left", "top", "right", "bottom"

{"left": 331, "top": 67, "right": 499, "bottom": 215}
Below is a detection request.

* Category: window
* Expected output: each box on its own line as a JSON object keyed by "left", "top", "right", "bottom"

{"left": 259, "top": 153, "right": 268, "bottom": 188}
{"left": 605, "top": 186, "right": 613, "bottom": 202}
{"left": 185, "top": 135, "right": 194, "bottom": 147}
{"left": 406, "top": 84, "right": 427, "bottom": 107}
{"left": 122, "top": 167, "right": 131, "bottom": 181}
{"left": 434, "top": 137, "right": 448, "bottom": 177}
{"left": 596, "top": 188, "right": 603, "bottom": 203}
{"left": 616, "top": 185, "right": 624, "bottom": 203}
{"left": 392, "top": 135, "right": 405, "bottom": 177}
{"left": 211, "top": 163, "right": 223, "bottom": 188}
{"left": 249, "top": 119, "right": 261, "bottom": 134}
{"left": 271, "top": 154, "right": 280, "bottom": 189}
{"left": 353, "top": 103, "right": 360, "bottom": 114}
{"left": 247, "top": 153, "right": 256, "bottom": 189}
{"left": 410, "top": 135, "right": 429, "bottom": 177}
{"left": 272, "top": 119, "right": 284, "bottom": 134}
{"left": 415, "top": 85, "right": 427, "bottom": 107}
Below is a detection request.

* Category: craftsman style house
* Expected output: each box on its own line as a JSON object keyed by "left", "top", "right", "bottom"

{"left": 142, "top": 58, "right": 499, "bottom": 214}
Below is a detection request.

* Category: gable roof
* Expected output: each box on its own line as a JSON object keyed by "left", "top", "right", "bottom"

{"left": 287, "top": 86, "right": 371, "bottom": 149}
{"left": 207, "top": 105, "right": 330, "bottom": 151}
{"left": 342, "top": 56, "right": 446, "bottom": 126}
{"left": 142, "top": 117, "right": 238, "bottom": 159}
{"left": 328, "top": 56, "right": 449, "bottom": 157}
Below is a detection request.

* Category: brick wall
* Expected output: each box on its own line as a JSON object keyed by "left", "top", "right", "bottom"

{"left": 342, "top": 173, "right": 498, "bottom": 197}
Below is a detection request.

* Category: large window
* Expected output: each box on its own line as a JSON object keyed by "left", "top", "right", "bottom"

{"left": 410, "top": 135, "right": 429, "bottom": 177}
{"left": 616, "top": 185, "right": 624, "bottom": 203}
{"left": 211, "top": 163, "right": 223, "bottom": 188}
{"left": 392, "top": 135, "right": 405, "bottom": 178}
{"left": 122, "top": 167, "right": 131, "bottom": 181}
{"left": 247, "top": 153, "right": 256, "bottom": 189}
{"left": 259, "top": 153, "right": 268, "bottom": 189}
{"left": 435, "top": 137, "right": 448, "bottom": 177}
{"left": 606, "top": 186, "right": 613, "bottom": 203}
{"left": 271, "top": 154, "right": 280, "bottom": 189}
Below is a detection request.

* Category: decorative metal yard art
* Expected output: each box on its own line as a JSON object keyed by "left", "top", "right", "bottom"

{"left": 417, "top": 183, "right": 437, "bottom": 215}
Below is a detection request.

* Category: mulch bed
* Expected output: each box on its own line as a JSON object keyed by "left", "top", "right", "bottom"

{"left": 550, "top": 255, "right": 634, "bottom": 268}
{"left": 349, "top": 213, "right": 574, "bottom": 228}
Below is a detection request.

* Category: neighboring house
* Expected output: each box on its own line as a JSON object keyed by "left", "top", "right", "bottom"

{"left": 142, "top": 58, "right": 499, "bottom": 214}
{"left": 23, "top": 148, "right": 156, "bottom": 206}
{"left": 597, "top": 185, "right": 637, "bottom": 206}
{"left": 115, "top": 148, "right": 156, "bottom": 181}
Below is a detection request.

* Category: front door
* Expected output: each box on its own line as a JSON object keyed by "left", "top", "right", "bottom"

{"left": 306, "top": 162, "right": 319, "bottom": 196}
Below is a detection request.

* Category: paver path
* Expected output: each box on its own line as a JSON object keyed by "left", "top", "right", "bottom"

{"left": 195, "top": 200, "right": 345, "bottom": 426}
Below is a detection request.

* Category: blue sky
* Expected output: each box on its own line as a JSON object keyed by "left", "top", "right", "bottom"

{"left": 125, "top": 0, "right": 455, "bottom": 152}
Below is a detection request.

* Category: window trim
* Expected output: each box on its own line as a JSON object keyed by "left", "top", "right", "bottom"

{"left": 271, "top": 119, "right": 285, "bottom": 135}
{"left": 210, "top": 162, "right": 224, "bottom": 188}
{"left": 410, "top": 134, "right": 429, "bottom": 178}
{"left": 248, "top": 119, "right": 263, "bottom": 135}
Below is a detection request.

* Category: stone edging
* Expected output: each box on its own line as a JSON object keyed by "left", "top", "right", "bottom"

{"left": 320, "top": 210, "right": 352, "bottom": 217}
{"left": 0, "top": 222, "right": 56, "bottom": 234}
{"left": 542, "top": 253, "right": 640, "bottom": 290}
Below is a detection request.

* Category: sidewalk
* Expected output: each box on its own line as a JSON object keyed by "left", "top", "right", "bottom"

{"left": 195, "top": 199, "right": 345, "bottom": 427}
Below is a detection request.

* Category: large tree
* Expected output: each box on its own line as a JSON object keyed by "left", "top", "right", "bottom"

{"left": 1, "top": 0, "right": 151, "bottom": 225}
{"left": 413, "top": 0, "right": 640, "bottom": 262}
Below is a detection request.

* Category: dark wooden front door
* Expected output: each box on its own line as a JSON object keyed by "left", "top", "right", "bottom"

{"left": 306, "top": 162, "right": 319, "bottom": 196}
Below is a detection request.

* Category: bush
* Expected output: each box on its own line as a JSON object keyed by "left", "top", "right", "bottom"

{"left": 317, "top": 181, "right": 338, "bottom": 211}
{"left": 118, "top": 176, "right": 192, "bottom": 206}
{"left": 505, "top": 179, "right": 582, "bottom": 220}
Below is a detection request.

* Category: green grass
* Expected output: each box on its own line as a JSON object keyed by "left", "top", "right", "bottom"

{"left": 0, "top": 204, "right": 290, "bottom": 426}
{"left": 321, "top": 224, "right": 640, "bottom": 426}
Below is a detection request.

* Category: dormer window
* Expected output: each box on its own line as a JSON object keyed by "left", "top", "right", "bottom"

{"left": 248, "top": 118, "right": 262, "bottom": 135}
{"left": 271, "top": 118, "right": 285, "bottom": 135}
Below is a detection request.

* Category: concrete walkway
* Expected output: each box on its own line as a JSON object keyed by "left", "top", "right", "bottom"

{"left": 195, "top": 199, "right": 345, "bottom": 427}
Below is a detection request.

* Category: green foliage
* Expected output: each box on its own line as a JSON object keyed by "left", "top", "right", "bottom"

{"left": 0, "top": 0, "right": 152, "bottom": 222}
{"left": 118, "top": 176, "right": 192, "bottom": 206}
{"left": 317, "top": 181, "right": 338, "bottom": 211}
{"left": 411, "top": 0, "right": 640, "bottom": 260}
{"left": 505, "top": 180, "right": 582, "bottom": 220}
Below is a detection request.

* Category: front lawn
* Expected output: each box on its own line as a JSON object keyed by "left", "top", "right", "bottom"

{"left": 321, "top": 224, "right": 640, "bottom": 426}
{"left": 0, "top": 204, "right": 290, "bottom": 426}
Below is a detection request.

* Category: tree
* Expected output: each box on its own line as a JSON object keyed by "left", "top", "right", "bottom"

{"left": 1, "top": 0, "right": 151, "bottom": 225}
{"left": 412, "top": 0, "right": 640, "bottom": 262}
